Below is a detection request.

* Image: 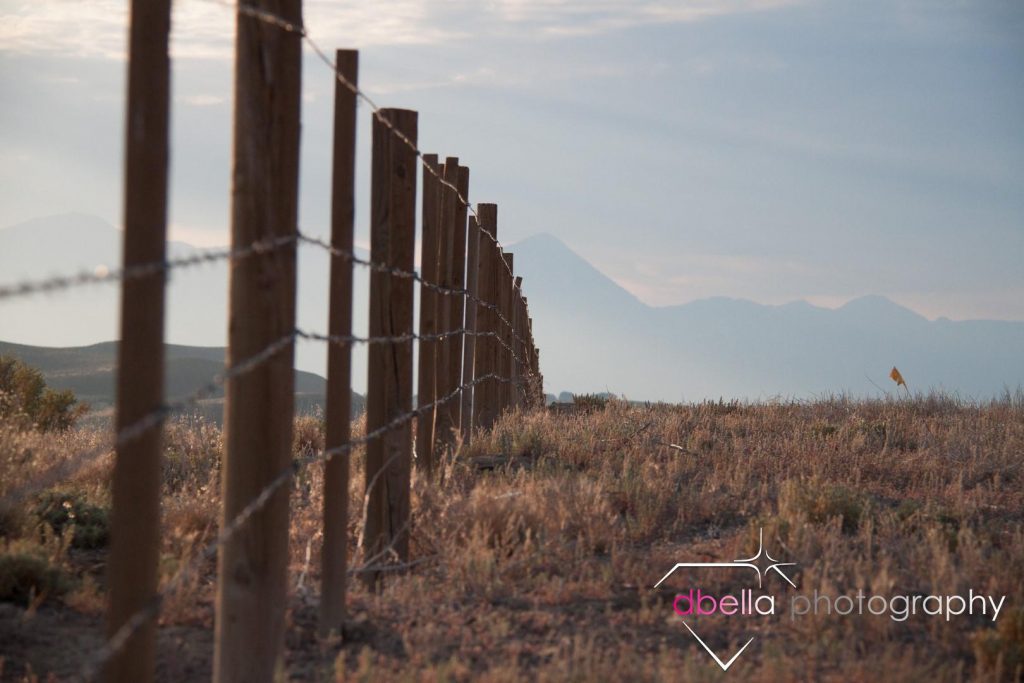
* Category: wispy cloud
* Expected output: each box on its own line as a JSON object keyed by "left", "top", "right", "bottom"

{"left": 1, "top": 0, "right": 803, "bottom": 59}
{"left": 180, "top": 94, "right": 226, "bottom": 107}
{"left": 507, "top": 0, "right": 803, "bottom": 37}
{"left": 0, "top": 1, "right": 128, "bottom": 59}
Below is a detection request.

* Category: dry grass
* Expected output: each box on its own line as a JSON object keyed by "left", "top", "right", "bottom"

{"left": 1, "top": 393, "right": 1023, "bottom": 681}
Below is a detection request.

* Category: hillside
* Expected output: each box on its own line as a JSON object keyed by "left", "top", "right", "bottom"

{"left": 0, "top": 340, "right": 363, "bottom": 420}
{"left": 0, "top": 213, "right": 373, "bottom": 394}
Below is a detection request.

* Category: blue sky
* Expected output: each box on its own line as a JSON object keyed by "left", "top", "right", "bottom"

{"left": 2, "top": 0, "right": 1022, "bottom": 320}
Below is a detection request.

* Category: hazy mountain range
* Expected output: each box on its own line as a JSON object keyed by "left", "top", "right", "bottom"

{"left": 2, "top": 214, "right": 1022, "bottom": 403}
{"left": 511, "top": 234, "right": 1024, "bottom": 401}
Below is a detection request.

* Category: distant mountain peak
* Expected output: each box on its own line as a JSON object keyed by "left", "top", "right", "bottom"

{"left": 510, "top": 232, "right": 571, "bottom": 251}
{"left": 839, "top": 294, "right": 926, "bottom": 321}
{"left": 2, "top": 212, "right": 116, "bottom": 234}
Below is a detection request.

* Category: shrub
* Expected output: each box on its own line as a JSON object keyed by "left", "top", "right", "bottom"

{"left": 782, "top": 480, "right": 866, "bottom": 535}
{"left": 33, "top": 490, "right": 110, "bottom": 549}
{"left": 571, "top": 393, "right": 609, "bottom": 413}
{"left": 0, "top": 551, "right": 69, "bottom": 606}
{"left": 0, "top": 355, "right": 85, "bottom": 431}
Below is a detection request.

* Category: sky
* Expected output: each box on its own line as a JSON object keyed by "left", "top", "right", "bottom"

{"left": 1, "top": 0, "right": 1023, "bottom": 321}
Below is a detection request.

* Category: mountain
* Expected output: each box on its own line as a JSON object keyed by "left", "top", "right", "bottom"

{"left": 3, "top": 215, "right": 1023, "bottom": 402}
{"left": 509, "top": 233, "right": 1024, "bottom": 401}
{"left": 0, "top": 339, "right": 365, "bottom": 423}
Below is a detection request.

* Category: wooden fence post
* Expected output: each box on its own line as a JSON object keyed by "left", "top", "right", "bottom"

{"left": 500, "top": 253, "right": 514, "bottom": 415}
{"left": 512, "top": 276, "right": 523, "bottom": 409}
{"left": 433, "top": 157, "right": 459, "bottom": 448}
{"left": 535, "top": 347, "right": 543, "bottom": 406}
{"left": 319, "top": 48, "right": 357, "bottom": 638}
{"left": 459, "top": 215, "right": 481, "bottom": 442}
{"left": 414, "top": 154, "right": 441, "bottom": 474}
{"left": 105, "top": 0, "right": 171, "bottom": 680}
{"left": 521, "top": 296, "right": 530, "bottom": 407}
{"left": 445, "top": 166, "right": 470, "bottom": 436}
{"left": 472, "top": 204, "right": 498, "bottom": 429}
{"left": 214, "top": 0, "right": 302, "bottom": 679}
{"left": 363, "top": 108, "right": 418, "bottom": 582}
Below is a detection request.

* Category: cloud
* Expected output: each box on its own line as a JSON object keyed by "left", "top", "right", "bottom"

{"left": 515, "top": 0, "right": 803, "bottom": 37}
{"left": 0, "top": 1, "right": 128, "bottom": 59}
{"left": 1, "top": 0, "right": 804, "bottom": 60}
{"left": 180, "top": 94, "right": 226, "bottom": 107}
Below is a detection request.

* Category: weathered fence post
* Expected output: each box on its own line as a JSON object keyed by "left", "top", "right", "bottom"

{"left": 520, "top": 295, "right": 529, "bottom": 406}
{"left": 516, "top": 276, "right": 524, "bottom": 409}
{"left": 214, "top": 0, "right": 302, "bottom": 679}
{"left": 445, "top": 166, "right": 470, "bottom": 436}
{"left": 105, "top": 0, "right": 171, "bottom": 680}
{"left": 500, "top": 253, "right": 514, "bottom": 415}
{"left": 488, "top": 248, "right": 505, "bottom": 420}
{"left": 415, "top": 154, "right": 441, "bottom": 474}
{"left": 535, "top": 347, "right": 543, "bottom": 406}
{"left": 319, "top": 48, "right": 357, "bottom": 638}
{"left": 472, "top": 204, "right": 498, "bottom": 429}
{"left": 460, "top": 215, "right": 481, "bottom": 442}
{"left": 433, "top": 157, "right": 459, "bottom": 448}
{"left": 363, "top": 108, "right": 418, "bottom": 582}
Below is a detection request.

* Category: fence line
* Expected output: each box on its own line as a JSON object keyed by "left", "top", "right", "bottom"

{"left": 80, "top": 366, "right": 525, "bottom": 680}
{"left": 0, "top": 318, "right": 532, "bottom": 513}
{"left": 0, "top": 232, "right": 531, "bottom": 352}
{"left": 1, "top": 1, "right": 546, "bottom": 679}
{"left": 0, "top": 331, "right": 297, "bottom": 509}
{"left": 296, "top": 233, "right": 532, "bottom": 350}
{"left": 218, "top": 0, "right": 519, "bottom": 281}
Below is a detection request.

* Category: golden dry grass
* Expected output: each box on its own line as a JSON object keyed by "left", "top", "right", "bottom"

{"left": 1, "top": 392, "right": 1023, "bottom": 681}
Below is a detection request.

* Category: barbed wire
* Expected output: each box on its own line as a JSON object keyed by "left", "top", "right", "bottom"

{"left": 8, "top": 4, "right": 542, "bottom": 673}
{"left": 0, "top": 229, "right": 532, "bottom": 365}
{"left": 0, "top": 4, "right": 545, "bottom": 680}
{"left": 295, "top": 327, "right": 533, "bottom": 405}
{"left": 1, "top": 317, "right": 532, "bottom": 509}
{"left": 225, "top": 0, "right": 521, "bottom": 285}
{"left": 0, "top": 234, "right": 297, "bottom": 301}
{"left": 0, "top": 331, "right": 297, "bottom": 509}
{"left": 296, "top": 325, "right": 530, "bottom": 370}
{"left": 297, "top": 233, "right": 533, "bottom": 353}
{"left": 80, "top": 362, "right": 528, "bottom": 680}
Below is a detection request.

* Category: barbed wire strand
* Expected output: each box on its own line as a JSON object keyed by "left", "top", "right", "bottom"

{"left": 80, "top": 364, "right": 527, "bottom": 681}
{"left": 296, "top": 233, "right": 532, "bottom": 353}
{"left": 0, "top": 231, "right": 532, "bottom": 364}
{"left": 1, "top": 317, "right": 532, "bottom": 512}
{"left": 226, "top": 0, "right": 520, "bottom": 285}
{"left": 2, "top": 6, "right": 542, "bottom": 676}
{"left": 0, "top": 331, "right": 297, "bottom": 509}
{"left": 0, "top": 234, "right": 297, "bottom": 301}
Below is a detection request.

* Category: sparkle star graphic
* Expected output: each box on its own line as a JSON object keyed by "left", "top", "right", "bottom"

{"left": 732, "top": 527, "right": 797, "bottom": 588}
{"left": 653, "top": 527, "right": 797, "bottom": 589}
{"left": 654, "top": 528, "right": 798, "bottom": 671}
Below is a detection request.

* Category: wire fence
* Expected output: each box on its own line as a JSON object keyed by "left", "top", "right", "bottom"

{"left": 0, "top": 1, "right": 546, "bottom": 680}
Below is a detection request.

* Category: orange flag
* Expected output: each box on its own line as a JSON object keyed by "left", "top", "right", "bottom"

{"left": 889, "top": 366, "right": 906, "bottom": 388}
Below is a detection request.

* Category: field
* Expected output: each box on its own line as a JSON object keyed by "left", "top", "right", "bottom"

{"left": 1, "top": 394, "right": 1023, "bottom": 681}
